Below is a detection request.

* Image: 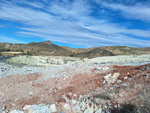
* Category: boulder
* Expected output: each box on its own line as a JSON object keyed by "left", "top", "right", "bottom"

{"left": 23, "top": 104, "right": 51, "bottom": 113}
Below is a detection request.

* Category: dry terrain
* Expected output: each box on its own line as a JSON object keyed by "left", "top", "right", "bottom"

{"left": 0, "top": 55, "right": 150, "bottom": 113}
{"left": 1, "top": 41, "right": 150, "bottom": 58}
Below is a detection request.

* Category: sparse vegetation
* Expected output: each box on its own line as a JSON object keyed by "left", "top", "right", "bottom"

{"left": 93, "top": 93, "right": 111, "bottom": 100}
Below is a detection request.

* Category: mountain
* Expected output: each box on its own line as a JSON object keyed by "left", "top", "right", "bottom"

{"left": 101, "top": 46, "right": 150, "bottom": 55}
{"left": 1, "top": 41, "right": 150, "bottom": 58}
{"left": 74, "top": 48, "right": 114, "bottom": 58}
{"left": 0, "top": 41, "right": 72, "bottom": 56}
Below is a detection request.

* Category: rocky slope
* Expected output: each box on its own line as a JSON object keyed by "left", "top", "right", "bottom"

{"left": 0, "top": 54, "right": 150, "bottom": 113}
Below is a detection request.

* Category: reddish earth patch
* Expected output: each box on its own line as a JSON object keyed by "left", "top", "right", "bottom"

{"left": 0, "top": 64, "right": 150, "bottom": 112}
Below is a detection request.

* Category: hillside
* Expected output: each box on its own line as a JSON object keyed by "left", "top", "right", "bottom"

{"left": 0, "top": 41, "right": 72, "bottom": 56}
{"left": 75, "top": 48, "right": 114, "bottom": 58}
{"left": 101, "top": 45, "right": 150, "bottom": 55}
{"left": 1, "top": 41, "right": 150, "bottom": 58}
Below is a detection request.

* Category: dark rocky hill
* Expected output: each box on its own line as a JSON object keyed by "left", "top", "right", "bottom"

{"left": 75, "top": 48, "right": 114, "bottom": 58}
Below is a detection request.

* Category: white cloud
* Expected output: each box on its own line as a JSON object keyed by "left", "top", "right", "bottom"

{"left": 0, "top": 0, "right": 149, "bottom": 47}
{"left": 100, "top": 2, "right": 150, "bottom": 22}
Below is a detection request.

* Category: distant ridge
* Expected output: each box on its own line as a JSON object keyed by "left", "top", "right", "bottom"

{"left": 1, "top": 41, "right": 150, "bottom": 58}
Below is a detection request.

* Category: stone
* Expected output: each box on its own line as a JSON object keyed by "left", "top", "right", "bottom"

{"left": 104, "top": 73, "right": 120, "bottom": 83}
{"left": 10, "top": 110, "right": 24, "bottom": 113}
{"left": 92, "top": 104, "right": 98, "bottom": 112}
{"left": 118, "top": 94, "right": 124, "bottom": 97}
{"left": 123, "top": 77, "right": 128, "bottom": 80}
{"left": 116, "top": 80, "right": 122, "bottom": 83}
{"left": 23, "top": 104, "right": 51, "bottom": 113}
{"left": 63, "top": 104, "right": 70, "bottom": 110}
{"left": 120, "top": 83, "right": 127, "bottom": 87}
{"left": 72, "top": 100, "right": 77, "bottom": 105}
{"left": 62, "top": 95, "right": 70, "bottom": 102}
{"left": 81, "top": 103, "right": 87, "bottom": 112}
{"left": 72, "top": 105, "right": 81, "bottom": 113}
{"left": 0, "top": 109, "right": 4, "bottom": 113}
{"left": 49, "top": 104, "right": 57, "bottom": 112}
{"left": 84, "top": 107, "right": 93, "bottom": 113}
{"left": 102, "top": 66, "right": 109, "bottom": 71}
{"left": 95, "top": 108, "right": 103, "bottom": 113}
{"left": 104, "top": 73, "right": 111, "bottom": 80}
{"left": 29, "top": 92, "right": 33, "bottom": 96}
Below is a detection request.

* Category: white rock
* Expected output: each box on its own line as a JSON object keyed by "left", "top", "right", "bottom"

{"left": 49, "top": 104, "right": 57, "bottom": 112}
{"left": 123, "top": 77, "right": 128, "bottom": 80}
{"left": 84, "top": 107, "right": 93, "bottom": 113}
{"left": 118, "top": 94, "right": 124, "bottom": 97}
{"left": 116, "top": 80, "right": 122, "bottom": 83}
{"left": 10, "top": 110, "right": 24, "bottom": 113}
{"left": 72, "top": 105, "right": 81, "bottom": 113}
{"left": 104, "top": 73, "right": 111, "bottom": 80}
{"left": 104, "top": 73, "right": 120, "bottom": 83}
{"left": 72, "top": 100, "right": 77, "bottom": 105}
{"left": 63, "top": 104, "right": 70, "bottom": 110}
{"left": 102, "top": 66, "right": 109, "bottom": 71}
{"left": 120, "top": 83, "right": 127, "bottom": 87}
{"left": 29, "top": 92, "right": 33, "bottom": 96}
{"left": 23, "top": 104, "right": 51, "bottom": 113}
{"left": 95, "top": 108, "right": 103, "bottom": 113}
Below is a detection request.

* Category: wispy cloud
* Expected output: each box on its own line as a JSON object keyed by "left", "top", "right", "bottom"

{"left": 100, "top": 2, "right": 150, "bottom": 22}
{"left": 0, "top": 0, "right": 149, "bottom": 47}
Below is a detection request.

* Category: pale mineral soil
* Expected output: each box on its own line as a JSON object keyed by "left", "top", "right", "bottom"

{"left": 0, "top": 55, "right": 150, "bottom": 113}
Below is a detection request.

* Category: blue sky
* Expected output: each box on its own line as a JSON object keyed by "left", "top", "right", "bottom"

{"left": 0, "top": 0, "right": 150, "bottom": 48}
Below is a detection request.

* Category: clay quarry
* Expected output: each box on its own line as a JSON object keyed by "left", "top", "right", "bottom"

{"left": 0, "top": 54, "right": 150, "bottom": 113}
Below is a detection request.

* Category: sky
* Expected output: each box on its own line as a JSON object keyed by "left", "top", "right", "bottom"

{"left": 0, "top": 0, "right": 150, "bottom": 48}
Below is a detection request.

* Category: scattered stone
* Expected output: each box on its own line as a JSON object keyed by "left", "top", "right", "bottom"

{"left": 72, "top": 100, "right": 77, "bottom": 105}
{"left": 120, "top": 83, "right": 127, "bottom": 87}
{"left": 123, "top": 77, "right": 128, "bottom": 80}
{"left": 95, "top": 108, "right": 103, "bottom": 113}
{"left": 84, "top": 107, "right": 93, "bottom": 113}
{"left": 23, "top": 104, "right": 51, "bottom": 113}
{"left": 116, "top": 79, "right": 122, "bottom": 83}
{"left": 104, "top": 73, "right": 120, "bottom": 83}
{"left": 118, "top": 94, "right": 124, "bottom": 97}
{"left": 72, "top": 105, "right": 81, "bottom": 113}
{"left": 63, "top": 104, "right": 70, "bottom": 110}
{"left": 29, "top": 91, "right": 33, "bottom": 96}
{"left": 49, "top": 104, "right": 57, "bottom": 112}
{"left": 10, "top": 110, "right": 24, "bottom": 113}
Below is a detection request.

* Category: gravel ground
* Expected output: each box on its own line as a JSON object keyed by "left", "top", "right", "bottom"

{"left": 1, "top": 54, "right": 150, "bottom": 78}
